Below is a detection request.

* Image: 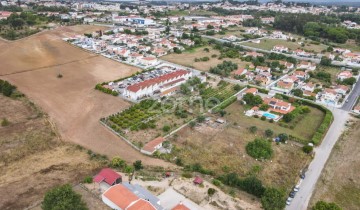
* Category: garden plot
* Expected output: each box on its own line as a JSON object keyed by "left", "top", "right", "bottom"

{"left": 102, "top": 82, "right": 239, "bottom": 148}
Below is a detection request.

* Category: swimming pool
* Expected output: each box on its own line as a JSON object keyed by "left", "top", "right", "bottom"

{"left": 262, "top": 112, "right": 278, "bottom": 119}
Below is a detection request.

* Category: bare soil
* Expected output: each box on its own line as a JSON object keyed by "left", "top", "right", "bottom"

{"left": 310, "top": 118, "right": 360, "bottom": 209}
{"left": 0, "top": 25, "right": 173, "bottom": 167}
{"left": 0, "top": 95, "right": 104, "bottom": 210}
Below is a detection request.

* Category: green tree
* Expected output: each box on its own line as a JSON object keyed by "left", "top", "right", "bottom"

{"left": 265, "top": 129, "right": 274, "bottom": 137}
{"left": 133, "top": 160, "right": 143, "bottom": 171}
{"left": 42, "top": 184, "right": 88, "bottom": 210}
{"left": 246, "top": 138, "right": 273, "bottom": 159}
{"left": 162, "top": 125, "right": 171, "bottom": 132}
{"left": 249, "top": 126, "right": 257, "bottom": 133}
{"left": 292, "top": 89, "right": 303, "bottom": 97}
{"left": 261, "top": 188, "right": 286, "bottom": 210}
{"left": 111, "top": 156, "right": 126, "bottom": 168}
{"left": 197, "top": 115, "right": 206, "bottom": 123}
{"left": 320, "top": 56, "right": 332, "bottom": 66}
{"left": 207, "top": 188, "right": 216, "bottom": 201}
{"left": 312, "top": 201, "right": 342, "bottom": 210}
{"left": 243, "top": 93, "right": 263, "bottom": 106}
{"left": 303, "top": 145, "right": 313, "bottom": 154}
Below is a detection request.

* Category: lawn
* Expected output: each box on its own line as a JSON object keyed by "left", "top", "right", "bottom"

{"left": 162, "top": 46, "right": 251, "bottom": 72}
{"left": 242, "top": 38, "right": 328, "bottom": 53}
{"left": 225, "top": 101, "right": 325, "bottom": 141}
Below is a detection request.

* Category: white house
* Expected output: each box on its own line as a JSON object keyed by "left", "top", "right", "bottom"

{"left": 140, "top": 137, "right": 165, "bottom": 155}
{"left": 337, "top": 70, "right": 353, "bottom": 81}
{"left": 139, "top": 57, "right": 158, "bottom": 66}
{"left": 272, "top": 45, "right": 289, "bottom": 53}
{"left": 124, "top": 70, "right": 192, "bottom": 100}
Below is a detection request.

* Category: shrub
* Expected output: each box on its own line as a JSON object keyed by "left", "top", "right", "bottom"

{"left": 303, "top": 145, "right": 313, "bottom": 154}
{"left": 312, "top": 201, "right": 341, "bottom": 210}
{"left": 261, "top": 188, "right": 286, "bottom": 210}
{"left": 212, "top": 179, "right": 222, "bottom": 186}
{"left": 83, "top": 176, "right": 93, "bottom": 184}
{"left": 249, "top": 126, "right": 257, "bottom": 133}
{"left": 182, "top": 172, "right": 192, "bottom": 178}
{"left": 133, "top": 160, "right": 143, "bottom": 171}
{"left": 42, "top": 184, "right": 88, "bottom": 210}
{"left": 111, "top": 156, "right": 126, "bottom": 168}
{"left": 162, "top": 125, "right": 171, "bottom": 132}
{"left": 264, "top": 129, "right": 274, "bottom": 137}
{"left": 1, "top": 118, "right": 10, "bottom": 127}
{"left": 261, "top": 116, "right": 266, "bottom": 121}
{"left": 246, "top": 138, "right": 273, "bottom": 159}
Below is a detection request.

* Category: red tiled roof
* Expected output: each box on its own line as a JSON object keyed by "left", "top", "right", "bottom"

{"left": 127, "top": 70, "right": 189, "bottom": 93}
{"left": 233, "top": 68, "right": 246, "bottom": 75}
{"left": 142, "top": 137, "right": 165, "bottom": 153}
{"left": 94, "top": 168, "right": 121, "bottom": 185}
{"left": 245, "top": 88, "right": 258, "bottom": 94}
{"left": 172, "top": 203, "right": 191, "bottom": 210}
{"left": 103, "top": 185, "right": 139, "bottom": 209}
{"left": 127, "top": 199, "right": 156, "bottom": 210}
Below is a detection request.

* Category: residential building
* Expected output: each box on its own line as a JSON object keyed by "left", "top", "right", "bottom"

{"left": 93, "top": 168, "right": 122, "bottom": 187}
{"left": 272, "top": 45, "right": 289, "bottom": 53}
{"left": 263, "top": 97, "right": 295, "bottom": 114}
{"left": 141, "top": 137, "right": 165, "bottom": 155}
{"left": 337, "top": 70, "right": 353, "bottom": 81}
{"left": 124, "top": 70, "right": 192, "bottom": 100}
{"left": 102, "top": 184, "right": 158, "bottom": 210}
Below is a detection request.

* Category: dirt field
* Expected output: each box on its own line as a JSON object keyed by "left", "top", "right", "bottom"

{"left": 0, "top": 95, "right": 106, "bottom": 210}
{"left": 310, "top": 118, "right": 360, "bottom": 209}
{"left": 0, "top": 25, "right": 173, "bottom": 167}
{"left": 162, "top": 46, "right": 251, "bottom": 72}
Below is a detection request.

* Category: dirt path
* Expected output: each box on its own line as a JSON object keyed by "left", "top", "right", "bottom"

{"left": 0, "top": 25, "right": 173, "bottom": 168}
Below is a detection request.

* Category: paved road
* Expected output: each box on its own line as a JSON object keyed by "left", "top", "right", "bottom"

{"left": 342, "top": 79, "right": 360, "bottom": 111}
{"left": 286, "top": 108, "right": 349, "bottom": 210}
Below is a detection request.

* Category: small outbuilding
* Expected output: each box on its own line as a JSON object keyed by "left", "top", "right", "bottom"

{"left": 93, "top": 168, "right": 122, "bottom": 187}
{"left": 193, "top": 176, "right": 203, "bottom": 185}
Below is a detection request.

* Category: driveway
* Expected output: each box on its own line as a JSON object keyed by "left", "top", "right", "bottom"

{"left": 286, "top": 108, "right": 349, "bottom": 210}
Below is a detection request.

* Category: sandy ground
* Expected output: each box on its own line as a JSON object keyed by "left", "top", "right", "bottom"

{"left": 310, "top": 118, "right": 360, "bottom": 209}
{"left": 0, "top": 25, "right": 172, "bottom": 167}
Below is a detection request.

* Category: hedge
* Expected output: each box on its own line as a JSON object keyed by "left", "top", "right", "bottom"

{"left": 275, "top": 93, "right": 334, "bottom": 145}
{"left": 212, "top": 95, "right": 237, "bottom": 113}
{"left": 95, "top": 84, "right": 119, "bottom": 96}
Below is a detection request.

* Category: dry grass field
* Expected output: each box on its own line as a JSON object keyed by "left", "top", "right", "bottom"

{"left": 169, "top": 101, "right": 314, "bottom": 190}
{"left": 0, "top": 95, "right": 105, "bottom": 210}
{"left": 310, "top": 118, "right": 360, "bottom": 210}
{"left": 242, "top": 38, "right": 328, "bottom": 53}
{"left": 162, "top": 46, "right": 251, "bottom": 72}
{"left": 0, "top": 25, "right": 172, "bottom": 167}
{"left": 170, "top": 123, "right": 309, "bottom": 191}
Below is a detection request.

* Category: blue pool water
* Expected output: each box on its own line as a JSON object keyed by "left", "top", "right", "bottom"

{"left": 262, "top": 112, "right": 277, "bottom": 119}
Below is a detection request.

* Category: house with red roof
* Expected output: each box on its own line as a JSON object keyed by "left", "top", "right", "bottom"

{"left": 241, "top": 87, "right": 258, "bottom": 97}
{"left": 102, "top": 184, "right": 157, "bottom": 210}
{"left": 263, "top": 97, "right": 295, "bottom": 114}
{"left": 141, "top": 137, "right": 165, "bottom": 155}
{"left": 233, "top": 68, "right": 247, "bottom": 77}
{"left": 353, "top": 105, "right": 360, "bottom": 114}
{"left": 337, "top": 70, "right": 353, "bottom": 81}
{"left": 94, "top": 168, "right": 122, "bottom": 187}
{"left": 172, "top": 202, "right": 191, "bottom": 210}
{"left": 124, "top": 70, "right": 192, "bottom": 100}
{"left": 293, "top": 71, "right": 309, "bottom": 80}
